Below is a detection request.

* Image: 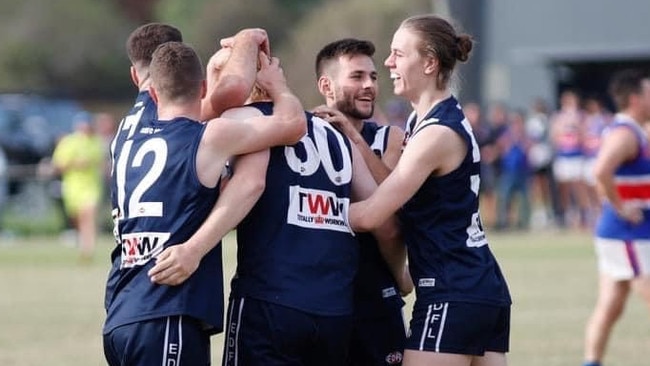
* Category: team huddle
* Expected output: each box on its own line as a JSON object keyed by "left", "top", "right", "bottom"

{"left": 102, "top": 15, "right": 513, "bottom": 366}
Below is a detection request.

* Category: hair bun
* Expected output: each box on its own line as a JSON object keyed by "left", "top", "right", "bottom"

{"left": 455, "top": 34, "right": 473, "bottom": 62}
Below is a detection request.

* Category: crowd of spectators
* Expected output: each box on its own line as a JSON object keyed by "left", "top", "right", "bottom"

{"left": 460, "top": 92, "right": 614, "bottom": 232}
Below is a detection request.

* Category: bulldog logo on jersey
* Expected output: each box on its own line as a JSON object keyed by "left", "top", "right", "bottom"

{"left": 120, "top": 232, "right": 170, "bottom": 268}
{"left": 287, "top": 185, "right": 351, "bottom": 233}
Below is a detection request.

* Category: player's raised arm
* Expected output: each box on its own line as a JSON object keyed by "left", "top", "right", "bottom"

{"left": 199, "top": 55, "right": 306, "bottom": 171}
{"left": 201, "top": 28, "right": 270, "bottom": 120}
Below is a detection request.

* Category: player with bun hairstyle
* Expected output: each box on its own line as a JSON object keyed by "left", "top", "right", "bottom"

{"left": 350, "top": 14, "right": 511, "bottom": 366}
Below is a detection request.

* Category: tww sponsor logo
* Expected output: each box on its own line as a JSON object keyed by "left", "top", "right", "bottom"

{"left": 120, "top": 232, "right": 169, "bottom": 268}
{"left": 301, "top": 191, "right": 344, "bottom": 216}
{"left": 287, "top": 186, "right": 351, "bottom": 233}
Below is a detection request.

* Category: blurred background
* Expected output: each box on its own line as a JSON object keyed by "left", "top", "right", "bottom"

{"left": 1, "top": 1, "right": 650, "bottom": 365}
{"left": 0, "top": 0, "right": 649, "bottom": 236}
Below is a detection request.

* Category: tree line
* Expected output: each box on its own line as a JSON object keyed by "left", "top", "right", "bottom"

{"left": 0, "top": 0, "right": 429, "bottom": 106}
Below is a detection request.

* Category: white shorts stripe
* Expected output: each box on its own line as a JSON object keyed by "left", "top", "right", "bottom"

{"left": 419, "top": 304, "right": 433, "bottom": 351}
{"left": 234, "top": 298, "right": 245, "bottom": 366}
{"left": 434, "top": 303, "right": 449, "bottom": 352}
{"left": 225, "top": 298, "right": 246, "bottom": 366}
{"left": 162, "top": 317, "right": 171, "bottom": 366}
{"left": 162, "top": 317, "right": 169, "bottom": 366}
{"left": 222, "top": 300, "right": 236, "bottom": 366}
{"left": 177, "top": 316, "right": 183, "bottom": 366}
{"left": 161, "top": 316, "right": 183, "bottom": 366}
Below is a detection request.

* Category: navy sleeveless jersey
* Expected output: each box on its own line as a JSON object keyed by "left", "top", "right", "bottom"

{"left": 109, "top": 91, "right": 158, "bottom": 214}
{"left": 232, "top": 102, "right": 359, "bottom": 316}
{"left": 104, "top": 113, "right": 224, "bottom": 335}
{"left": 355, "top": 122, "right": 405, "bottom": 316}
{"left": 399, "top": 96, "right": 511, "bottom": 306}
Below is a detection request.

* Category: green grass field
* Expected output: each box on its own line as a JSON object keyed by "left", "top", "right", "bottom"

{"left": 0, "top": 230, "right": 648, "bottom": 365}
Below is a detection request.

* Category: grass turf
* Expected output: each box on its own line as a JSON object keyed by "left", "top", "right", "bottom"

{"left": 0, "top": 230, "right": 647, "bottom": 365}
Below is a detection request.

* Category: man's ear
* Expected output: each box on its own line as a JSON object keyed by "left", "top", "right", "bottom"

{"left": 423, "top": 57, "right": 439, "bottom": 75}
{"left": 200, "top": 79, "right": 207, "bottom": 100}
{"left": 130, "top": 66, "right": 139, "bottom": 87}
{"left": 317, "top": 76, "right": 334, "bottom": 99}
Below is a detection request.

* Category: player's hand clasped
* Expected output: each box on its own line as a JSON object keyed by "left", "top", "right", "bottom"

{"left": 148, "top": 244, "right": 203, "bottom": 286}
{"left": 256, "top": 55, "right": 287, "bottom": 96}
{"left": 220, "top": 28, "right": 270, "bottom": 56}
{"left": 617, "top": 204, "right": 644, "bottom": 225}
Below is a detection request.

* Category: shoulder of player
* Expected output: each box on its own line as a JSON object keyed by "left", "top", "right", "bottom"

{"left": 402, "top": 125, "right": 465, "bottom": 175}
{"left": 203, "top": 106, "right": 263, "bottom": 133}
{"left": 603, "top": 124, "right": 641, "bottom": 153}
{"left": 199, "top": 106, "right": 266, "bottom": 152}
{"left": 200, "top": 107, "right": 251, "bottom": 141}
{"left": 411, "top": 122, "right": 462, "bottom": 151}
{"left": 218, "top": 105, "right": 264, "bottom": 120}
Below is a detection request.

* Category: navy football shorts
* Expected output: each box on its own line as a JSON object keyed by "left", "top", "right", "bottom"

{"left": 103, "top": 315, "right": 210, "bottom": 366}
{"left": 405, "top": 301, "right": 510, "bottom": 356}
{"left": 223, "top": 296, "right": 353, "bottom": 366}
{"left": 347, "top": 306, "right": 406, "bottom": 365}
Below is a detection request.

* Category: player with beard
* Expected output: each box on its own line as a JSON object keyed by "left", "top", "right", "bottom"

{"left": 313, "top": 38, "right": 410, "bottom": 366}
{"left": 313, "top": 39, "right": 405, "bottom": 184}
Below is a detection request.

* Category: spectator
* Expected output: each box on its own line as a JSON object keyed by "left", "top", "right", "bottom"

{"left": 550, "top": 89, "right": 590, "bottom": 229}
{"left": 93, "top": 112, "right": 117, "bottom": 230}
{"left": 525, "top": 98, "right": 559, "bottom": 228}
{"left": 385, "top": 98, "right": 411, "bottom": 130}
{"left": 51, "top": 112, "right": 104, "bottom": 261}
{"left": 486, "top": 102, "right": 510, "bottom": 228}
{"left": 495, "top": 109, "right": 531, "bottom": 231}
{"left": 581, "top": 96, "right": 612, "bottom": 228}
{"left": 465, "top": 101, "right": 498, "bottom": 228}
{"left": 0, "top": 147, "right": 7, "bottom": 232}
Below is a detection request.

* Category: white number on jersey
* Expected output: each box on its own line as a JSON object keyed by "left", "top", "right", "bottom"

{"left": 284, "top": 117, "right": 352, "bottom": 185}
{"left": 284, "top": 117, "right": 353, "bottom": 233}
{"left": 464, "top": 119, "right": 488, "bottom": 248}
{"left": 115, "top": 138, "right": 167, "bottom": 220}
{"left": 110, "top": 103, "right": 145, "bottom": 176}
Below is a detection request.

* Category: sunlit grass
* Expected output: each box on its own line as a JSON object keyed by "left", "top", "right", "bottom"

{"left": 0, "top": 230, "right": 647, "bottom": 365}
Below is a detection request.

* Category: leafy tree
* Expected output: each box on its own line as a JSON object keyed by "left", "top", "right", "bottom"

{"left": 158, "top": 0, "right": 430, "bottom": 108}
{"left": 0, "top": 0, "right": 432, "bottom": 101}
{"left": 0, "top": 0, "right": 135, "bottom": 99}
{"left": 156, "top": 0, "right": 323, "bottom": 63}
{"left": 113, "top": 0, "right": 160, "bottom": 23}
{"left": 277, "top": 0, "right": 431, "bottom": 108}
